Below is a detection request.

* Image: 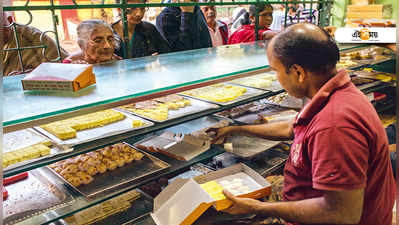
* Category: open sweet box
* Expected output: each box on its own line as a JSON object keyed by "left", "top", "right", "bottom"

{"left": 151, "top": 163, "right": 271, "bottom": 225}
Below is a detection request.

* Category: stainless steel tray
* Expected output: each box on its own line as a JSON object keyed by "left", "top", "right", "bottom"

{"left": 4, "top": 169, "right": 75, "bottom": 225}
{"left": 34, "top": 112, "right": 153, "bottom": 148}
{"left": 47, "top": 146, "right": 170, "bottom": 199}
{"left": 117, "top": 98, "right": 219, "bottom": 123}
{"left": 179, "top": 84, "right": 266, "bottom": 106}
{"left": 233, "top": 107, "right": 298, "bottom": 125}
{"left": 225, "top": 135, "right": 281, "bottom": 158}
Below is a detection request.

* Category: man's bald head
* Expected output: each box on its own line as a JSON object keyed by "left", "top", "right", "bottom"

{"left": 269, "top": 23, "right": 339, "bottom": 75}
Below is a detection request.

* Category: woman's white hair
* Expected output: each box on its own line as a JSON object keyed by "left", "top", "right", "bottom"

{"left": 77, "top": 19, "right": 120, "bottom": 50}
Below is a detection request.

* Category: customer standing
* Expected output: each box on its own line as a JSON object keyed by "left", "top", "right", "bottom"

{"left": 156, "top": 0, "right": 212, "bottom": 51}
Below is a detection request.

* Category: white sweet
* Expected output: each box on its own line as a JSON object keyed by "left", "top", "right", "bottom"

{"left": 219, "top": 180, "right": 230, "bottom": 186}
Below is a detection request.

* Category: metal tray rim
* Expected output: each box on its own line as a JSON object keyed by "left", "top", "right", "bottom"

{"left": 178, "top": 84, "right": 267, "bottom": 106}
{"left": 33, "top": 112, "right": 154, "bottom": 148}
{"left": 46, "top": 144, "right": 170, "bottom": 199}
{"left": 116, "top": 97, "right": 220, "bottom": 123}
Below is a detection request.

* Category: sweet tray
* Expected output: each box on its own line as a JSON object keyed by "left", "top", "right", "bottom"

{"left": 233, "top": 107, "right": 298, "bottom": 125}
{"left": 179, "top": 84, "right": 267, "bottom": 106}
{"left": 4, "top": 169, "right": 75, "bottom": 225}
{"left": 225, "top": 135, "right": 282, "bottom": 158}
{"left": 34, "top": 112, "right": 153, "bottom": 148}
{"left": 117, "top": 97, "right": 219, "bottom": 123}
{"left": 47, "top": 146, "right": 170, "bottom": 199}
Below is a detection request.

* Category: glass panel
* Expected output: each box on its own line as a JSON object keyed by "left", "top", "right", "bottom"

{"left": 3, "top": 42, "right": 269, "bottom": 127}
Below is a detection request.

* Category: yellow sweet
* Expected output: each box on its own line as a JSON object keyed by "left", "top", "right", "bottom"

{"left": 182, "top": 84, "right": 247, "bottom": 103}
{"left": 41, "top": 110, "right": 125, "bottom": 140}
{"left": 132, "top": 119, "right": 144, "bottom": 128}
{"left": 200, "top": 181, "right": 226, "bottom": 200}
{"left": 3, "top": 143, "right": 51, "bottom": 168}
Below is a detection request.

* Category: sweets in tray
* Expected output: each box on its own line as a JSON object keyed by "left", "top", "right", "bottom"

{"left": 119, "top": 94, "right": 192, "bottom": 121}
{"left": 340, "top": 46, "right": 392, "bottom": 61}
{"left": 40, "top": 109, "right": 128, "bottom": 140}
{"left": 49, "top": 143, "right": 144, "bottom": 187}
{"left": 216, "top": 101, "right": 268, "bottom": 118}
{"left": 64, "top": 189, "right": 141, "bottom": 225}
{"left": 3, "top": 129, "right": 53, "bottom": 168}
{"left": 336, "top": 59, "right": 359, "bottom": 69}
{"left": 230, "top": 73, "right": 277, "bottom": 89}
{"left": 182, "top": 84, "right": 247, "bottom": 103}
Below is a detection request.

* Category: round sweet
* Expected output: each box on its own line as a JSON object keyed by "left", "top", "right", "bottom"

{"left": 111, "top": 146, "right": 121, "bottom": 155}
{"left": 86, "top": 166, "right": 98, "bottom": 176}
{"left": 101, "top": 147, "right": 113, "bottom": 158}
{"left": 105, "top": 160, "right": 118, "bottom": 170}
{"left": 54, "top": 167, "right": 63, "bottom": 173}
{"left": 122, "top": 153, "right": 134, "bottom": 164}
{"left": 122, "top": 145, "right": 133, "bottom": 153}
{"left": 96, "top": 163, "right": 107, "bottom": 173}
{"left": 110, "top": 154, "right": 120, "bottom": 161}
{"left": 67, "top": 176, "right": 81, "bottom": 187}
{"left": 76, "top": 171, "right": 93, "bottom": 185}
{"left": 87, "top": 157, "right": 100, "bottom": 166}
{"left": 133, "top": 152, "right": 144, "bottom": 161}
{"left": 64, "top": 164, "right": 78, "bottom": 174}
{"left": 61, "top": 172, "right": 74, "bottom": 180}
{"left": 78, "top": 162, "right": 91, "bottom": 172}
{"left": 116, "top": 158, "right": 126, "bottom": 167}
{"left": 87, "top": 152, "right": 103, "bottom": 160}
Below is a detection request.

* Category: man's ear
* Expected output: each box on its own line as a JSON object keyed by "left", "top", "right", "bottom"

{"left": 291, "top": 64, "right": 306, "bottom": 83}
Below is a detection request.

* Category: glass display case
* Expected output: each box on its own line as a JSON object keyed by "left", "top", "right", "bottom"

{"left": 3, "top": 42, "right": 394, "bottom": 225}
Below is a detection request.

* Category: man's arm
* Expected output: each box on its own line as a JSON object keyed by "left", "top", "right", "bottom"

{"left": 223, "top": 188, "right": 364, "bottom": 224}
{"left": 210, "top": 120, "right": 294, "bottom": 143}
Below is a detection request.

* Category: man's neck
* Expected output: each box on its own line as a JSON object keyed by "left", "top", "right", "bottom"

{"left": 307, "top": 69, "right": 337, "bottom": 99}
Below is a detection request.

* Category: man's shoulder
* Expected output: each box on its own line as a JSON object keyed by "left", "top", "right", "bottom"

{"left": 310, "top": 84, "right": 377, "bottom": 135}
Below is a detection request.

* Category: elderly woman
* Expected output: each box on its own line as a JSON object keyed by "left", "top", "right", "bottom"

{"left": 63, "top": 19, "right": 121, "bottom": 64}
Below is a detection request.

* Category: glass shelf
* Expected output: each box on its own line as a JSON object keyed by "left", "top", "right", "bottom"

{"left": 4, "top": 91, "right": 278, "bottom": 178}
{"left": 3, "top": 42, "right": 270, "bottom": 131}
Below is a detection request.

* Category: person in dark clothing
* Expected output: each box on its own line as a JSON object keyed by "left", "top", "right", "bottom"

{"left": 156, "top": 0, "right": 212, "bottom": 52}
{"left": 113, "top": 0, "right": 171, "bottom": 58}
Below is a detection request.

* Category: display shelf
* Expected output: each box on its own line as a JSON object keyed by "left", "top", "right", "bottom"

{"left": 4, "top": 91, "right": 280, "bottom": 178}
{"left": 14, "top": 145, "right": 225, "bottom": 225}
{"left": 3, "top": 42, "right": 375, "bottom": 225}
{"left": 3, "top": 42, "right": 270, "bottom": 132}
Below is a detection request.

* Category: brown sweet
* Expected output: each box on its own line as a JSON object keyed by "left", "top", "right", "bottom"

{"left": 63, "top": 164, "right": 78, "bottom": 174}
{"left": 122, "top": 153, "right": 134, "bottom": 164}
{"left": 96, "top": 163, "right": 107, "bottom": 173}
{"left": 116, "top": 158, "right": 126, "bottom": 167}
{"left": 133, "top": 152, "right": 144, "bottom": 161}
{"left": 67, "top": 176, "right": 81, "bottom": 187}
{"left": 86, "top": 166, "right": 98, "bottom": 176}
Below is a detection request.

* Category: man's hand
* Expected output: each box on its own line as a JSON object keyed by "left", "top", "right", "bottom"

{"left": 262, "top": 30, "right": 278, "bottom": 40}
{"left": 206, "top": 126, "right": 237, "bottom": 144}
{"left": 222, "top": 190, "right": 263, "bottom": 215}
{"left": 180, "top": 0, "right": 195, "bottom": 13}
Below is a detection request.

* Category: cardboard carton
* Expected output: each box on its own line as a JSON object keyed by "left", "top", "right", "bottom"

{"left": 151, "top": 163, "right": 271, "bottom": 225}
{"left": 22, "top": 63, "right": 96, "bottom": 92}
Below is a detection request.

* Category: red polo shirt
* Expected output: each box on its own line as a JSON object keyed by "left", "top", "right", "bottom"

{"left": 283, "top": 70, "right": 395, "bottom": 225}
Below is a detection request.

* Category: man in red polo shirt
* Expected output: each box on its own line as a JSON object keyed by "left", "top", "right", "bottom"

{"left": 209, "top": 23, "right": 395, "bottom": 225}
